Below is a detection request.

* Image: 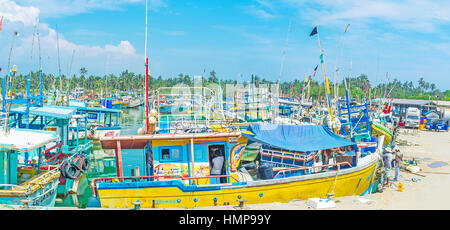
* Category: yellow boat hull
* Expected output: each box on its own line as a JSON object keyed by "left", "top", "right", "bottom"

{"left": 97, "top": 159, "right": 379, "bottom": 209}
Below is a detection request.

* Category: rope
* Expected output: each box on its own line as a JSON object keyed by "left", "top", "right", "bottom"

{"left": 330, "top": 155, "right": 340, "bottom": 195}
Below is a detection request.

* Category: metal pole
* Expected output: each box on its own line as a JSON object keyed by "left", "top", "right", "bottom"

{"left": 5, "top": 66, "right": 17, "bottom": 135}
{"left": 146, "top": 58, "right": 149, "bottom": 133}
{"left": 190, "top": 138, "right": 195, "bottom": 185}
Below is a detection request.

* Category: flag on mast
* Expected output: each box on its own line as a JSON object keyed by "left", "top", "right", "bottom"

{"left": 309, "top": 26, "right": 318, "bottom": 37}
{"left": 0, "top": 16, "right": 4, "bottom": 32}
{"left": 312, "top": 64, "right": 319, "bottom": 77}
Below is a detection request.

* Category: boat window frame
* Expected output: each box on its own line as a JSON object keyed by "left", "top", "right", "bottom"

{"left": 159, "top": 146, "right": 183, "bottom": 163}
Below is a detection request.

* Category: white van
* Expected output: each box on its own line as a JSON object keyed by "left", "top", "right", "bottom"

{"left": 405, "top": 107, "right": 421, "bottom": 128}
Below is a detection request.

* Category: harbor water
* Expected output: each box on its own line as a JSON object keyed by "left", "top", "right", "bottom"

{"left": 55, "top": 106, "right": 146, "bottom": 208}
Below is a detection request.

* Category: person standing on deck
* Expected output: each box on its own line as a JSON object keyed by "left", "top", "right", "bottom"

{"left": 211, "top": 150, "right": 225, "bottom": 183}
{"left": 321, "top": 149, "right": 333, "bottom": 169}
{"left": 393, "top": 146, "right": 403, "bottom": 181}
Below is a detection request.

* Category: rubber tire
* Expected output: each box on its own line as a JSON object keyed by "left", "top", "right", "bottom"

{"left": 81, "top": 157, "right": 90, "bottom": 171}
{"left": 64, "top": 162, "right": 82, "bottom": 180}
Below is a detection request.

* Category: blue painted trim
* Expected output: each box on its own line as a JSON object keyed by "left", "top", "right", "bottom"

{"left": 97, "top": 180, "right": 247, "bottom": 193}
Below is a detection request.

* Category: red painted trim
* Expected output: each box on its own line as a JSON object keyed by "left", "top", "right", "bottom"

{"left": 115, "top": 140, "right": 123, "bottom": 178}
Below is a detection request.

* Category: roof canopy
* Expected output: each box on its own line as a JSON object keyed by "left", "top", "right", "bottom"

{"left": 11, "top": 105, "right": 77, "bottom": 119}
{"left": 100, "top": 132, "right": 241, "bottom": 150}
{"left": 0, "top": 128, "right": 59, "bottom": 152}
{"left": 243, "top": 124, "right": 356, "bottom": 152}
{"left": 392, "top": 99, "right": 437, "bottom": 106}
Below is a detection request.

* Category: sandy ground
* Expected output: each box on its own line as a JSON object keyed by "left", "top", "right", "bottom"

{"left": 193, "top": 128, "right": 450, "bottom": 210}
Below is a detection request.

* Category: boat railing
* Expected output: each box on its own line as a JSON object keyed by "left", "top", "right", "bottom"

{"left": 1, "top": 166, "right": 60, "bottom": 197}
{"left": 0, "top": 184, "right": 28, "bottom": 190}
{"left": 261, "top": 148, "right": 313, "bottom": 161}
{"left": 157, "top": 115, "right": 241, "bottom": 133}
{"left": 91, "top": 174, "right": 239, "bottom": 197}
{"left": 273, "top": 161, "right": 352, "bottom": 178}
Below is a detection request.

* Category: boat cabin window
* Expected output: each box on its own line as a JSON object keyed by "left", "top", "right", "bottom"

{"left": 161, "top": 149, "right": 170, "bottom": 160}
{"left": 160, "top": 147, "right": 182, "bottom": 162}
{"left": 194, "top": 147, "right": 208, "bottom": 162}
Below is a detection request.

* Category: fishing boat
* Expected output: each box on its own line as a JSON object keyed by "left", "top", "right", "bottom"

{"left": 7, "top": 105, "right": 93, "bottom": 196}
{"left": 151, "top": 86, "right": 227, "bottom": 134}
{"left": 69, "top": 100, "right": 122, "bottom": 139}
{"left": 121, "top": 95, "right": 142, "bottom": 109}
{"left": 371, "top": 123, "right": 393, "bottom": 146}
{"left": 0, "top": 128, "right": 61, "bottom": 207}
{"left": 223, "top": 85, "right": 271, "bottom": 123}
{"left": 100, "top": 97, "right": 122, "bottom": 110}
{"left": 91, "top": 124, "right": 381, "bottom": 209}
{"left": 127, "top": 98, "right": 142, "bottom": 109}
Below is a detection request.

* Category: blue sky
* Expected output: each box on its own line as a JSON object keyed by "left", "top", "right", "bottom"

{"left": 1, "top": 0, "right": 450, "bottom": 90}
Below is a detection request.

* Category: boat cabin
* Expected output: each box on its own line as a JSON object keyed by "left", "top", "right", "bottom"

{"left": 69, "top": 100, "right": 122, "bottom": 139}
{"left": 8, "top": 105, "right": 93, "bottom": 166}
{"left": 0, "top": 128, "right": 61, "bottom": 207}
{"left": 100, "top": 132, "right": 247, "bottom": 185}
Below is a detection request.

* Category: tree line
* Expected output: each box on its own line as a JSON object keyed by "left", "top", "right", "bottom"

{"left": 3, "top": 68, "right": 450, "bottom": 101}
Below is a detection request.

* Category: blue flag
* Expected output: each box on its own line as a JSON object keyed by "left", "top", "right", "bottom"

{"left": 310, "top": 26, "right": 318, "bottom": 37}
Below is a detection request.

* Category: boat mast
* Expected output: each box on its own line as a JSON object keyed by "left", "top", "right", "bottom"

{"left": 5, "top": 31, "right": 19, "bottom": 109}
{"left": 311, "top": 9, "right": 335, "bottom": 128}
{"left": 275, "top": 17, "right": 292, "bottom": 123}
{"left": 26, "top": 20, "right": 38, "bottom": 128}
{"left": 37, "top": 22, "right": 44, "bottom": 106}
{"left": 334, "top": 24, "right": 350, "bottom": 102}
{"left": 4, "top": 65, "right": 17, "bottom": 135}
{"left": 67, "top": 49, "right": 75, "bottom": 105}
{"left": 56, "top": 24, "right": 63, "bottom": 105}
{"left": 145, "top": 0, "right": 150, "bottom": 133}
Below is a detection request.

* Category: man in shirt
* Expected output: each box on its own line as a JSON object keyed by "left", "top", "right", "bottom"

{"left": 382, "top": 147, "right": 393, "bottom": 183}
{"left": 211, "top": 150, "right": 225, "bottom": 183}
{"left": 393, "top": 146, "right": 403, "bottom": 181}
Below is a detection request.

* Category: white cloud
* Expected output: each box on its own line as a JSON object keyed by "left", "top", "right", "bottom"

{"left": 0, "top": 1, "right": 144, "bottom": 76}
{"left": 0, "top": 0, "right": 40, "bottom": 26}
{"left": 242, "top": 0, "right": 276, "bottom": 20}
{"left": 281, "top": 0, "right": 450, "bottom": 32}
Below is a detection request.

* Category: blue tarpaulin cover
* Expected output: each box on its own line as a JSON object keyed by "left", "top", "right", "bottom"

{"left": 243, "top": 124, "right": 356, "bottom": 152}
